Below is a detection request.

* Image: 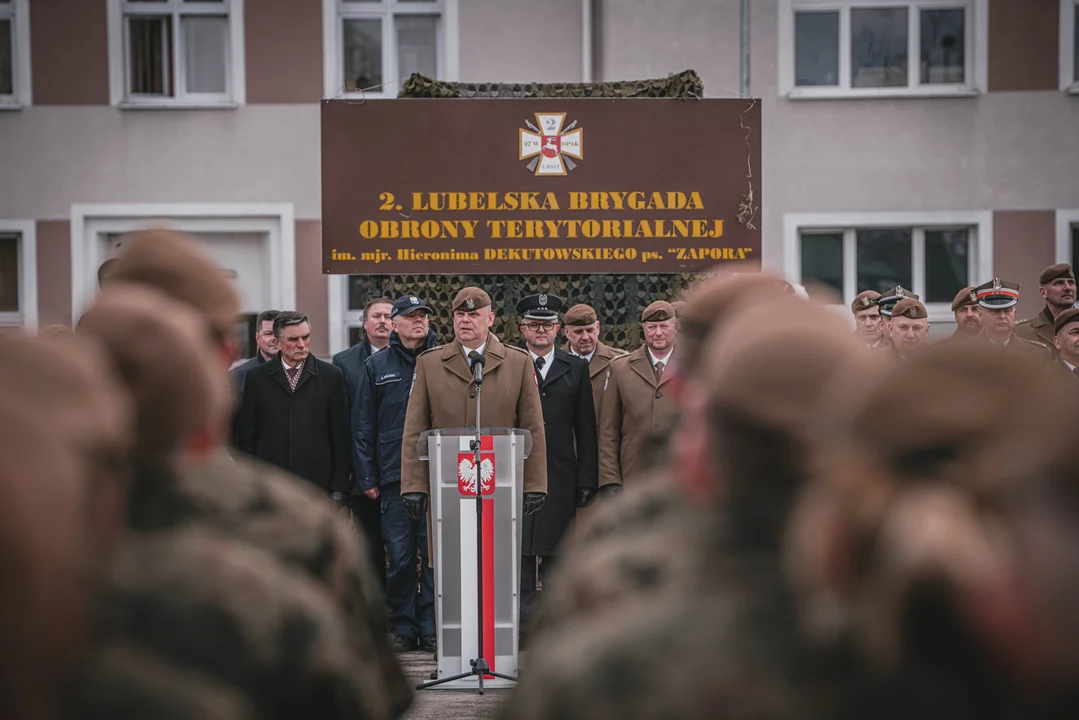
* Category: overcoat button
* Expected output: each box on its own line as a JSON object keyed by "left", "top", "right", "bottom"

{"left": 655, "top": 393, "right": 662, "bottom": 399}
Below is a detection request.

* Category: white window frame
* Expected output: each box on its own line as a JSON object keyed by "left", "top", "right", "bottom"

{"left": 69, "top": 203, "right": 294, "bottom": 322}
{"left": 322, "top": 0, "right": 459, "bottom": 100}
{"left": 784, "top": 211, "right": 993, "bottom": 322}
{"left": 0, "top": 0, "right": 32, "bottom": 108}
{"left": 0, "top": 220, "right": 38, "bottom": 331}
{"left": 1062, "top": 0, "right": 1078, "bottom": 93}
{"left": 779, "top": 0, "right": 989, "bottom": 99}
{"left": 1056, "top": 209, "right": 1079, "bottom": 264}
{"left": 107, "top": 0, "right": 246, "bottom": 108}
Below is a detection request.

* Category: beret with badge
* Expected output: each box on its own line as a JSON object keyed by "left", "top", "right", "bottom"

{"left": 851, "top": 290, "right": 882, "bottom": 315}
{"left": 877, "top": 286, "right": 920, "bottom": 317}
{"left": 1040, "top": 263, "right": 1075, "bottom": 284}
{"left": 516, "top": 293, "right": 564, "bottom": 321}
{"left": 973, "top": 278, "right": 1020, "bottom": 309}
{"left": 1054, "top": 307, "right": 1079, "bottom": 335}
{"left": 452, "top": 286, "right": 492, "bottom": 313}
{"left": 641, "top": 300, "right": 676, "bottom": 324}
{"left": 564, "top": 304, "right": 598, "bottom": 326}
{"left": 951, "top": 286, "right": 979, "bottom": 312}
{"left": 890, "top": 298, "right": 928, "bottom": 320}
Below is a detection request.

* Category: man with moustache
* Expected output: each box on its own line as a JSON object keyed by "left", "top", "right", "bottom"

{"left": 886, "top": 298, "right": 931, "bottom": 360}
{"left": 400, "top": 287, "right": 548, "bottom": 536}
{"left": 850, "top": 290, "right": 884, "bottom": 349}
{"left": 1053, "top": 307, "right": 1079, "bottom": 380}
{"left": 334, "top": 296, "right": 394, "bottom": 588}
{"left": 354, "top": 295, "right": 438, "bottom": 654}
{"left": 515, "top": 293, "right": 597, "bottom": 632}
{"left": 973, "top": 278, "right": 1052, "bottom": 359}
{"left": 948, "top": 287, "right": 982, "bottom": 341}
{"left": 598, "top": 301, "right": 679, "bottom": 489}
{"left": 1017, "top": 264, "right": 1077, "bottom": 359}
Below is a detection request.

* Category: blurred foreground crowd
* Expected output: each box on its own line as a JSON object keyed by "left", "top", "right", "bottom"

{"left": 5, "top": 224, "right": 1079, "bottom": 720}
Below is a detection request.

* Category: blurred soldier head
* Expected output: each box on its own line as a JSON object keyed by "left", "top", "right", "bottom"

{"left": 974, "top": 278, "right": 1021, "bottom": 344}
{"left": 273, "top": 312, "right": 312, "bottom": 368}
{"left": 851, "top": 290, "right": 883, "bottom": 347}
{"left": 363, "top": 297, "right": 393, "bottom": 350}
{"left": 887, "top": 298, "right": 930, "bottom": 357}
{"left": 640, "top": 301, "right": 677, "bottom": 354}
{"left": 97, "top": 257, "right": 119, "bottom": 288}
{"left": 391, "top": 295, "right": 432, "bottom": 349}
{"left": 253, "top": 309, "right": 280, "bottom": 361}
{"left": 517, "top": 293, "right": 565, "bottom": 356}
{"left": 563, "top": 304, "right": 601, "bottom": 357}
{"left": 1053, "top": 308, "right": 1079, "bottom": 368}
{"left": 1038, "top": 263, "right": 1076, "bottom": 313}
{"left": 952, "top": 286, "right": 982, "bottom": 336}
{"left": 451, "top": 287, "right": 494, "bottom": 348}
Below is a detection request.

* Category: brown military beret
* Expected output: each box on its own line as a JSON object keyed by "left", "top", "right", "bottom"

{"left": 564, "top": 304, "right": 598, "bottom": 326}
{"left": 641, "top": 300, "right": 676, "bottom": 323}
{"left": 452, "top": 286, "right": 491, "bottom": 312}
{"left": 76, "top": 284, "right": 229, "bottom": 460}
{"left": 1040, "top": 263, "right": 1075, "bottom": 284}
{"left": 951, "top": 286, "right": 978, "bottom": 312}
{"left": 109, "top": 229, "right": 240, "bottom": 336}
{"left": 671, "top": 300, "right": 687, "bottom": 318}
{"left": 851, "top": 290, "right": 882, "bottom": 315}
{"left": 1054, "top": 307, "right": 1079, "bottom": 335}
{"left": 890, "top": 298, "right": 928, "bottom": 320}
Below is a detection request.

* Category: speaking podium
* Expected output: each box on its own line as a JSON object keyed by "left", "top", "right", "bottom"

{"left": 418, "top": 427, "right": 532, "bottom": 690}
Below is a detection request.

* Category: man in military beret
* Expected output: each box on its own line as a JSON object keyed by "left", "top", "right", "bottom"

{"left": 876, "top": 285, "right": 919, "bottom": 319}
{"left": 401, "top": 286, "right": 548, "bottom": 537}
{"left": 1053, "top": 307, "right": 1079, "bottom": 379}
{"left": 887, "top": 297, "right": 931, "bottom": 360}
{"left": 973, "top": 278, "right": 1052, "bottom": 358}
{"left": 562, "top": 303, "right": 628, "bottom": 436}
{"left": 949, "top": 286, "right": 982, "bottom": 340}
{"left": 1016, "top": 263, "right": 1076, "bottom": 359}
{"left": 851, "top": 290, "right": 884, "bottom": 349}
{"left": 515, "top": 293, "right": 598, "bottom": 634}
{"left": 598, "top": 300, "right": 679, "bottom": 489}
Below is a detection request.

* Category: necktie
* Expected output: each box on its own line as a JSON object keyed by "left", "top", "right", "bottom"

{"left": 286, "top": 367, "right": 300, "bottom": 391}
{"left": 1072, "top": 366, "right": 1079, "bottom": 381}
{"left": 655, "top": 360, "right": 665, "bottom": 382}
{"left": 534, "top": 356, "right": 545, "bottom": 376}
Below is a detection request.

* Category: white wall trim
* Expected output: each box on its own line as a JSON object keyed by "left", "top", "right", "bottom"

{"left": 783, "top": 210, "right": 993, "bottom": 322}
{"left": 69, "top": 203, "right": 295, "bottom": 322}
{"left": 444, "top": 0, "right": 460, "bottom": 82}
{"left": 581, "top": 0, "right": 593, "bottom": 82}
{"left": 0, "top": 0, "right": 31, "bottom": 107}
{"left": 1057, "top": 209, "right": 1079, "bottom": 264}
{"left": 1062, "top": 0, "right": 1077, "bottom": 91}
{"left": 328, "top": 275, "right": 347, "bottom": 355}
{"left": 0, "top": 220, "right": 37, "bottom": 330}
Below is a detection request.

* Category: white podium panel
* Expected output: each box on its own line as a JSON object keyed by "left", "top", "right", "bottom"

{"left": 420, "top": 428, "right": 531, "bottom": 689}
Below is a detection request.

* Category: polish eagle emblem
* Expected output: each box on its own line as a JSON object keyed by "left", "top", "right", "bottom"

{"left": 458, "top": 456, "right": 494, "bottom": 495}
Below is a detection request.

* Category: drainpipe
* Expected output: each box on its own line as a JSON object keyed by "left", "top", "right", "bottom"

{"left": 740, "top": 0, "right": 750, "bottom": 96}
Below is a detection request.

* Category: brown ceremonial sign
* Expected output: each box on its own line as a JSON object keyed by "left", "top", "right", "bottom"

{"left": 321, "top": 98, "right": 762, "bottom": 274}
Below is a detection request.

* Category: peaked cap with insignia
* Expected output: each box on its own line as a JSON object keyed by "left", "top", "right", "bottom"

{"left": 516, "top": 293, "right": 564, "bottom": 321}
{"left": 877, "top": 286, "right": 920, "bottom": 317}
{"left": 851, "top": 290, "right": 882, "bottom": 315}
{"left": 452, "top": 287, "right": 491, "bottom": 312}
{"left": 951, "top": 286, "right": 979, "bottom": 312}
{"left": 974, "top": 278, "right": 1020, "bottom": 309}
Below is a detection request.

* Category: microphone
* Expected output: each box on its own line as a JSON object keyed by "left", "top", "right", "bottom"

{"left": 468, "top": 350, "right": 486, "bottom": 384}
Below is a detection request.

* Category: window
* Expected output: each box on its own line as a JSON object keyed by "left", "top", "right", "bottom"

{"left": 0, "top": 223, "right": 37, "bottom": 330}
{"left": 328, "top": 0, "right": 446, "bottom": 98}
{"left": 113, "top": 0, "right": 242, "bottom": 106}
{"left": 0, "top": 0, "right": 29, "bottom": 107}
{"left": 782, "top": 0, "right": 985, "bottom": 98}
{"left": 1059, "top": 210, "right": 1079, "bottom": 266}
{"left": 787, "top": 212, "right": 990, "bottom": 320}
{"left": 1063, "top": 0, "right": 1078, "bottom": 91}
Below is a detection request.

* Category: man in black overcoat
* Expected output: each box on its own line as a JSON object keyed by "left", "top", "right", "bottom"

{"left": 516, "top": 293, "right": 598, "bottom": 633}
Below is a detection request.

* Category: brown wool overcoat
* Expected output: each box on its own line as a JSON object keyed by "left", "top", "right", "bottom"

{"left": 562, "top": 341, "right": 628, "bottom": 430}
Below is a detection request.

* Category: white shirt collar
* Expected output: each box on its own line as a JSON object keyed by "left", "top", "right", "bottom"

{"left": 281, "top": 356, "right": 305, "bottom": 371}
{"left": 1064, "top": 359, "right": 1077, "bottom": 372}
{"left": 528, "top": 347, "right": 556, "bottom": 380}
{"left": 461, "top": 339, "right": 488, "bottom": 360}
{"left": 647, "top": 346, "right": 673, "bottom": 368}
{"left": 578, "top": 348, "right": 596, "bottom": 364}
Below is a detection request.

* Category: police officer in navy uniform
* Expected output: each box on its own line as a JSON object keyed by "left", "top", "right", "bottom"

{"left": 515, "top": 293, "right": 598, "bottom": 633}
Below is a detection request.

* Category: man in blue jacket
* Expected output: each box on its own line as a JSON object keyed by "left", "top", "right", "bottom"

{"left": 353, "top": 294, "right": 438, "bottom": 653}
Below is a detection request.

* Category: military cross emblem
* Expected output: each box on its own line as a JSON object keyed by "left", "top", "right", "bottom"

{"left": 519, "top": 113, "right": 583, "bottom": 176}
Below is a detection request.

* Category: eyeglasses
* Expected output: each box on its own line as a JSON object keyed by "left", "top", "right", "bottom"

{"left": 523, "top": 322, "right": 558, "bottom": 332}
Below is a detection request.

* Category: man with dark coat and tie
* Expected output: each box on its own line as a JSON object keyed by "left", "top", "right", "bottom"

{"left": 236, "top": 312, "right": 352, "bottom": 498}
{"left": 515, "top": 293, "right": 598, "bottom": 632}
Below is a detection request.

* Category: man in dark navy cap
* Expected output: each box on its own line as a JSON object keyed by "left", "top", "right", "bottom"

{"left": 353, "top": 294, "right": 439, "bottom": 653}
{"left": 876, "top": 285, "right": 919, "bottom": 320}
{"left": 515, "top": 293, "right": 598, "bottom": 635}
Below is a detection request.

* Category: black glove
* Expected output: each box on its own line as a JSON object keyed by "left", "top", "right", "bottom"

{"left": 402, "top": 492, "right": 428, "bottom": 521}
{"left": 331, "top": 492, "right": 352, "bottom": 519}
{"left": 598, "top": 483, "right": 622, "bottom": 498}
{"left": 523, "top": 492, "right": 547, "bottom": 515}
{"left": 575, "top": 487, "right": 597, "bottom": 508}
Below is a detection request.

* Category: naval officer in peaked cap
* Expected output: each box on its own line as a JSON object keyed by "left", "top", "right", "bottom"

{"left": 973, "top": 278, "right": 1052, "bottom": 359}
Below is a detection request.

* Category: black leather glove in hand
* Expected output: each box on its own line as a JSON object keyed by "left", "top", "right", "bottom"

{"left": 402, "top": 492, "right": 428, "bottom": 521}
{"left": 575, "top": 487, "right": 597, "bottom": 508}
{"left": 598, "top": 483, "right": 622, "bottom": 498}
{"left": 523, "top": 492, "right": 547, "bottom": 515}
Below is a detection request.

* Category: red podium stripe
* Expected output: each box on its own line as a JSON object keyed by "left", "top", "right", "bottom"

{"left": 482, "top": 497, "right": 496, "bottom": 677}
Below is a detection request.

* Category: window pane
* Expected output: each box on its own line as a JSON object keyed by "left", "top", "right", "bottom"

{"left": 1072, "top": 225, "right": 1079, "bottom": 268}
{"left": 920, "top": 8, "right": 965, "bottom": 84}
{"left": 851, "top": 7, "right": 909, "bottom": 88}
{"left": 800, "top": 232, "right": 844, "bottom": 297}
{"left": 129, "top": 16, "right": 172, "bottom": 95}
{"left": 343, "top": 18, "right": 382, "bottom": 92}
{"left": 795, "top": 11, "right": 839, "bottom": 86}
{"left": 183, "top": 16, "right": 228, "bottom": 93}
{"left": 925, "top": 229, "right": 970, "bottom": 303}
{"left": 348, "top": 275, "right": 380, "bottom": 311}
{"left": 0, "top": 20, "right": 12, "bottom": 96}
{"left": 857, "top": 228, "right": 912, "bottom": 293}
{"left": 0, "top": 235, "right": 18, "bottom": 313}
{"left": 396, "top": 15, "right": 437, "bottom": 79}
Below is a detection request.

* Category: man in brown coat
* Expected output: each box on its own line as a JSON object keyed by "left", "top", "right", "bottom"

{"left": 561, "top": 304, "right": 627, "bottom": 440}
{"left": 1016, "top": 263, "right": 1076, "bottom": 359}
{"left": 597, "top": 300, "right": 679, "bottom": 488}
{"left": 974, "top": 278, "right": 1052, "bottom": 359}
{"left": 948, "top": 286, "right": 982, "bottom": 341}
{"left": 400, "top": 286, "right": 548, "bottom": 523}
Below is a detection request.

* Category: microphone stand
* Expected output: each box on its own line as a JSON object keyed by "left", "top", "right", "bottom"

{"left": 416, "top": 349, "right": 518, "bottom": 694}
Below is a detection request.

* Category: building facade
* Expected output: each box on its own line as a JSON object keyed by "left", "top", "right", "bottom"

{"left": 1, "top": 0, "right": 1076, "bottom": 351}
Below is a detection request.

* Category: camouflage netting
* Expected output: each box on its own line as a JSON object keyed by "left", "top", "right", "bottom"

{"left": 395, "top": 70, "right": 704, "bottom": 100}
{"left": 347, "top": 71, "right": 707, "bottom": 351}
{"left": 349, "top": 274, "right": 703, "bottom": 352}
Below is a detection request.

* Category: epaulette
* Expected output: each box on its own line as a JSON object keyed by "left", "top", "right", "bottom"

{"left": 504, "top": 345, "right": 529, "bottom": 356}
{"left": 418, "top": 345, "right": 444, "bottom": 357}
{"left": 1018, "top": 337, "right": 1052, "bottom": 353}
{"left": 1016, "top": 317, "right": 1034, "bottom": 326}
